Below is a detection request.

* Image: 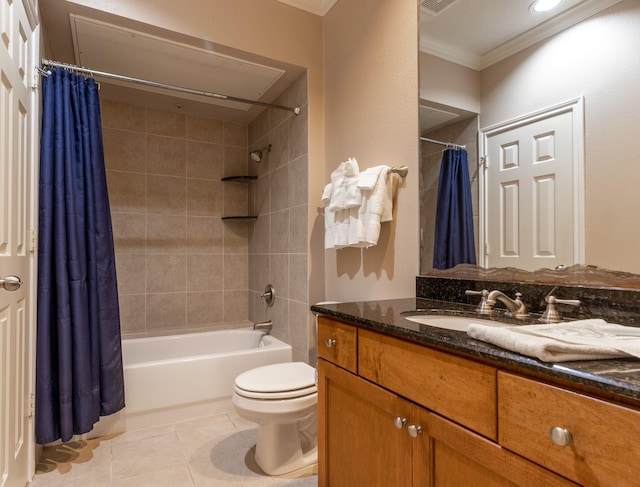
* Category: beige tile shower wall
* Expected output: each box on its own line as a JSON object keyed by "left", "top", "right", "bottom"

{"left": 248, "top": 73, "right": 310, "bottom": 363}
{"left": 101, "top": 100, "right": 250, "bottom": 338}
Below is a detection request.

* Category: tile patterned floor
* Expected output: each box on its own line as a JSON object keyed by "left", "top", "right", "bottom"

{"left": 29, "top": 411, "right": 318, "bottom": 486}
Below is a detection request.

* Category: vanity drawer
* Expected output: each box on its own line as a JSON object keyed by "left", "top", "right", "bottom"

{"left": 498, "top": 371, "right": 640, "bottom": 486}
{"left": 358, "top": 329, "right": 497, "bottom": 439}
{"left": 317, "top": 317, "right": 357, "bottom": 373}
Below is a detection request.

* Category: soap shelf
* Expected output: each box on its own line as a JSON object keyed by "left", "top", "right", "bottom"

{"left": 221, "top": 216, "right": 257, "bottom": 221}
{"left": 221, "top": 175, "right": 257, "bottom": 183}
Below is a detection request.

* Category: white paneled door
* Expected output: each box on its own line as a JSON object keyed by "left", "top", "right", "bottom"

{"left": 480, "top": 99, "right": 585, "bottom": 272}
{"left": 0, "top": 0, "right": 39, "bottom": 486}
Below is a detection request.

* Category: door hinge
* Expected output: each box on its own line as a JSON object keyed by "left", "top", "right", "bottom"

{"left": 31, "top": 229, "right": 37, "bottom": 253}
{"left": 28, "top": 393, "right": 35, "bottom": 418}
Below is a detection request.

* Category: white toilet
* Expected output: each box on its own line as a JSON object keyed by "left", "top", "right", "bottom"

{"left": 232, "top": 361, "right": 318, "bottom": 476}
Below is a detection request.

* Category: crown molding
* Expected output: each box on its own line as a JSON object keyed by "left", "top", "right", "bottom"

{"left": 420, "top": 0, "right": 623, "bottom": 71}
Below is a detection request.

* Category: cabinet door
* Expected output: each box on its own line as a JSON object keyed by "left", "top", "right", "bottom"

{"left": 318, "top": 359, "right": 413, "bottom": 486}
{"left": 429, "top": 414, "right": 578, "bottom": 487}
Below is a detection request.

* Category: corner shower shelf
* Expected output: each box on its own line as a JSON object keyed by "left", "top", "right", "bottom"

{"left": 221, "top": 216, "right": 257, "bottom": 221}
{"left": 221, "top": 175, "right": 257, "bottom": 183}
{"left": 221, "top": 175, "right": 256, "bottom": 220}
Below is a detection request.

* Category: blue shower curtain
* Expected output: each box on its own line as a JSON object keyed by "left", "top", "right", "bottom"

{"left": 36, "top": 68, "right": 124, "bottom": 444}
{"left": 433, "top": 148, "right": 477, "bottom": 270}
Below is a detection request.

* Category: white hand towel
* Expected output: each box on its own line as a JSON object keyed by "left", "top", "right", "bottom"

{"left": 323, "top": 182, "right": 360, "bottom": 250}
{"left": 322, "top": 184, "right": 337, "bottom": 249}
{"left": 353, "top": 166, "right": 393, "bottom": 247}
{"left": 321, "top": 183, "right": 332, "bottom": 205}
{"left": 467, "top": 319, "right": 640, "bottom": 362}
{"left": 328, "top": 158, "right": 362, "bottom": 211}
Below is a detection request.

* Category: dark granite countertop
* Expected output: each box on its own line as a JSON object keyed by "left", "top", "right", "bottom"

{"left": 311, "top": 297, "right": 640, "bottom": 405}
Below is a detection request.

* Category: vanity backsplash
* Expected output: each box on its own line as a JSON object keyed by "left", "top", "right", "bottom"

{"left": 417, "top": 266, "right": 640, "bottom": 327}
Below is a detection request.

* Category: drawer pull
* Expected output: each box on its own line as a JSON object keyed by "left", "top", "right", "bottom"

{"left": 549, "top": 426, "right": 572, "bottom": 446}
{"left": 394, "top": 417, "right": 406, "bottom": 429}
{"left": 325, "top": 338, "right": 337, "bottom": 348}
{"left": 408, "top": 424, "right": 423, "bottom": 438}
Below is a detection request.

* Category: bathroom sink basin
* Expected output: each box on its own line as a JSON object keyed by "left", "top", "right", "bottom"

{"left": 401, "top": 312, "right": 512, "bottom": 332}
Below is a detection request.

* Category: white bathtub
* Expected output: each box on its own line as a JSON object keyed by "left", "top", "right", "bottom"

{"left": 91, "top": 329, "right": 292, "bottom": 437}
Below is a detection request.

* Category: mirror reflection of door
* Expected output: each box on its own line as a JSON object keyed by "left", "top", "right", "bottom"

{"left": 480, "top": 99, "right": 585, "bottom": 271}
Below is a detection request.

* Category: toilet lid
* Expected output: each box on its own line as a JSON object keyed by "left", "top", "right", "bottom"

{"left": 235, "top": 362, "right": 316, "bottom": 395}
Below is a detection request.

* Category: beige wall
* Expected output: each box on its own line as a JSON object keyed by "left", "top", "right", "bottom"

{"left": 419, "top": 52, "right": 481, "bottom": 114}
{"left": 322, "top": 0, "right": 420, "bottom": 302}
{"left": 67, "top": 0, "right": 423, "bottom": 310}
{"left": 480, "top": 0, "right": 640, "bottom": 273}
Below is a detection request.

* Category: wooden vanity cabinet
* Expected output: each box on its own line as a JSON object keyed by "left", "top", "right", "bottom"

{"left": 317, "top": 316, "right": 357, "bottom": 373}
{"left": 317, "top": 317, "right": 578, "bottom": 486}
{"left": 499, "top": 371, "right": 640, "bottom": 486}
{"left": 318, "top": 360, "right": 420, "bottom": 486}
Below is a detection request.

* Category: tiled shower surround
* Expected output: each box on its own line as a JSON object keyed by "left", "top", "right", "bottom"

{"left": 102, "top": 101, "right": 252, "bottom": 337}
{"left": 101, "top": 73, "right": 310, "bottom": 363}
{"left": 247, "top": 74, "right": 311, "bottom": 363}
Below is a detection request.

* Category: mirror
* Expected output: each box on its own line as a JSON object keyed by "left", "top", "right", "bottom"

{"left": 418, "top": 0, "right": 640, "bottom": 279}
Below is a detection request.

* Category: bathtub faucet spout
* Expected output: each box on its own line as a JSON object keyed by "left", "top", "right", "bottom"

{"left": 253, "top": 320, "right": 273, "bottom": 334}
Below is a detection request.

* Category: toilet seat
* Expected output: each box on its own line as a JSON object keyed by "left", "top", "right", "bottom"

{"left": 234, "top": 362, "right": 317, "bottom": 400}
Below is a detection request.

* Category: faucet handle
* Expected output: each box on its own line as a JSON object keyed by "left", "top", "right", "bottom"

{"left": 541, "top": 295, "right": 581, "bottom": 323}
{"left": 465, "top": 289, "right": 493, "bottom": 315}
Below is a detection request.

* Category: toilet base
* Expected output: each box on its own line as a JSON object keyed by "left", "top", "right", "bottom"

{"left": 254, "top": 418, "right": 318, "bottom": 476}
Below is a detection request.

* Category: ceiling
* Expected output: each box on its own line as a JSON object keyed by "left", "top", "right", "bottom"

{"left": 39, "top": 0, "right": 306, "bottom": 122}
{"left": 419, "top": 0, "right": 622, "bottom": 70}
{"left": 39, "top": 0, "right": 620, "bottom": 124}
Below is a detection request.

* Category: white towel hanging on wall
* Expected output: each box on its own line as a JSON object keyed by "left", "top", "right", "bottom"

{"left": 322, "top": 161, "right": 405, "bottom": 250}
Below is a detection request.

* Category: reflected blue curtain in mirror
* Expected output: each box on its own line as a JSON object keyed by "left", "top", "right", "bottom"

{"left": 433, "top": 148, "right": 477, "bottom": 270}
{"left": 36, "top": 68, "right": 124, "bottom": 444}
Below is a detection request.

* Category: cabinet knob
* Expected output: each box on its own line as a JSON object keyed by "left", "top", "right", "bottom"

{"left": 549, "top": 426, "right": 572, "bottom": 447}
{"left": 393, "top": 417, "right": 406, "bottom": 429}
{"left": 408, "top": 424, "right": 423, "bottom": 438}
{"left": 325, "top": 338, "right": 337, "bottom": 348}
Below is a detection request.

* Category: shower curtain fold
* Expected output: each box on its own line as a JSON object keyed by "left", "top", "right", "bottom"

{"left": 433, "top": 148, "right": 477, "bottom": 270}
{"left": 35, "top": 68, "right": 125, "bottom": 444}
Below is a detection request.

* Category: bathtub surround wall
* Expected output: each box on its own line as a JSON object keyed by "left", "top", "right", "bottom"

{"left": 102, "top": 100, "right": 251, "bottom": 338}
{"left": 248, "top": 73, "right": 311, "bottom": 363}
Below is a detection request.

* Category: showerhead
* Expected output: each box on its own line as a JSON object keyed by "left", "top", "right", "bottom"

{"left": 249, "top": 144, "right": 272, "bottom": 162}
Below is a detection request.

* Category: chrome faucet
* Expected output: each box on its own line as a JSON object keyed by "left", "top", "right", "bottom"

{"left": 253, "top": 320, "right": 273, "bottom": 334}
{"left": 487, "top": 290, "right": 528, "bottom": 319}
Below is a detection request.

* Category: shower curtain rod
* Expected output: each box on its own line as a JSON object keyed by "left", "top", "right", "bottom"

{"left": 420, "top": 136, "right": 466, "bottom": 150}
{"left": 40, "top": 59, "right": 301, "bottom": 115}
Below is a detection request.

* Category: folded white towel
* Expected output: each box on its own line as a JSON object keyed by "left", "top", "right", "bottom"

{"left": 357, "top": 165, "right": 387, "bottom": 190}
{"left": 467, "top": 319, "right": 640, "bottom": 362}
{"left": 328, "top": 158, "right": 361, "bottom": 211}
